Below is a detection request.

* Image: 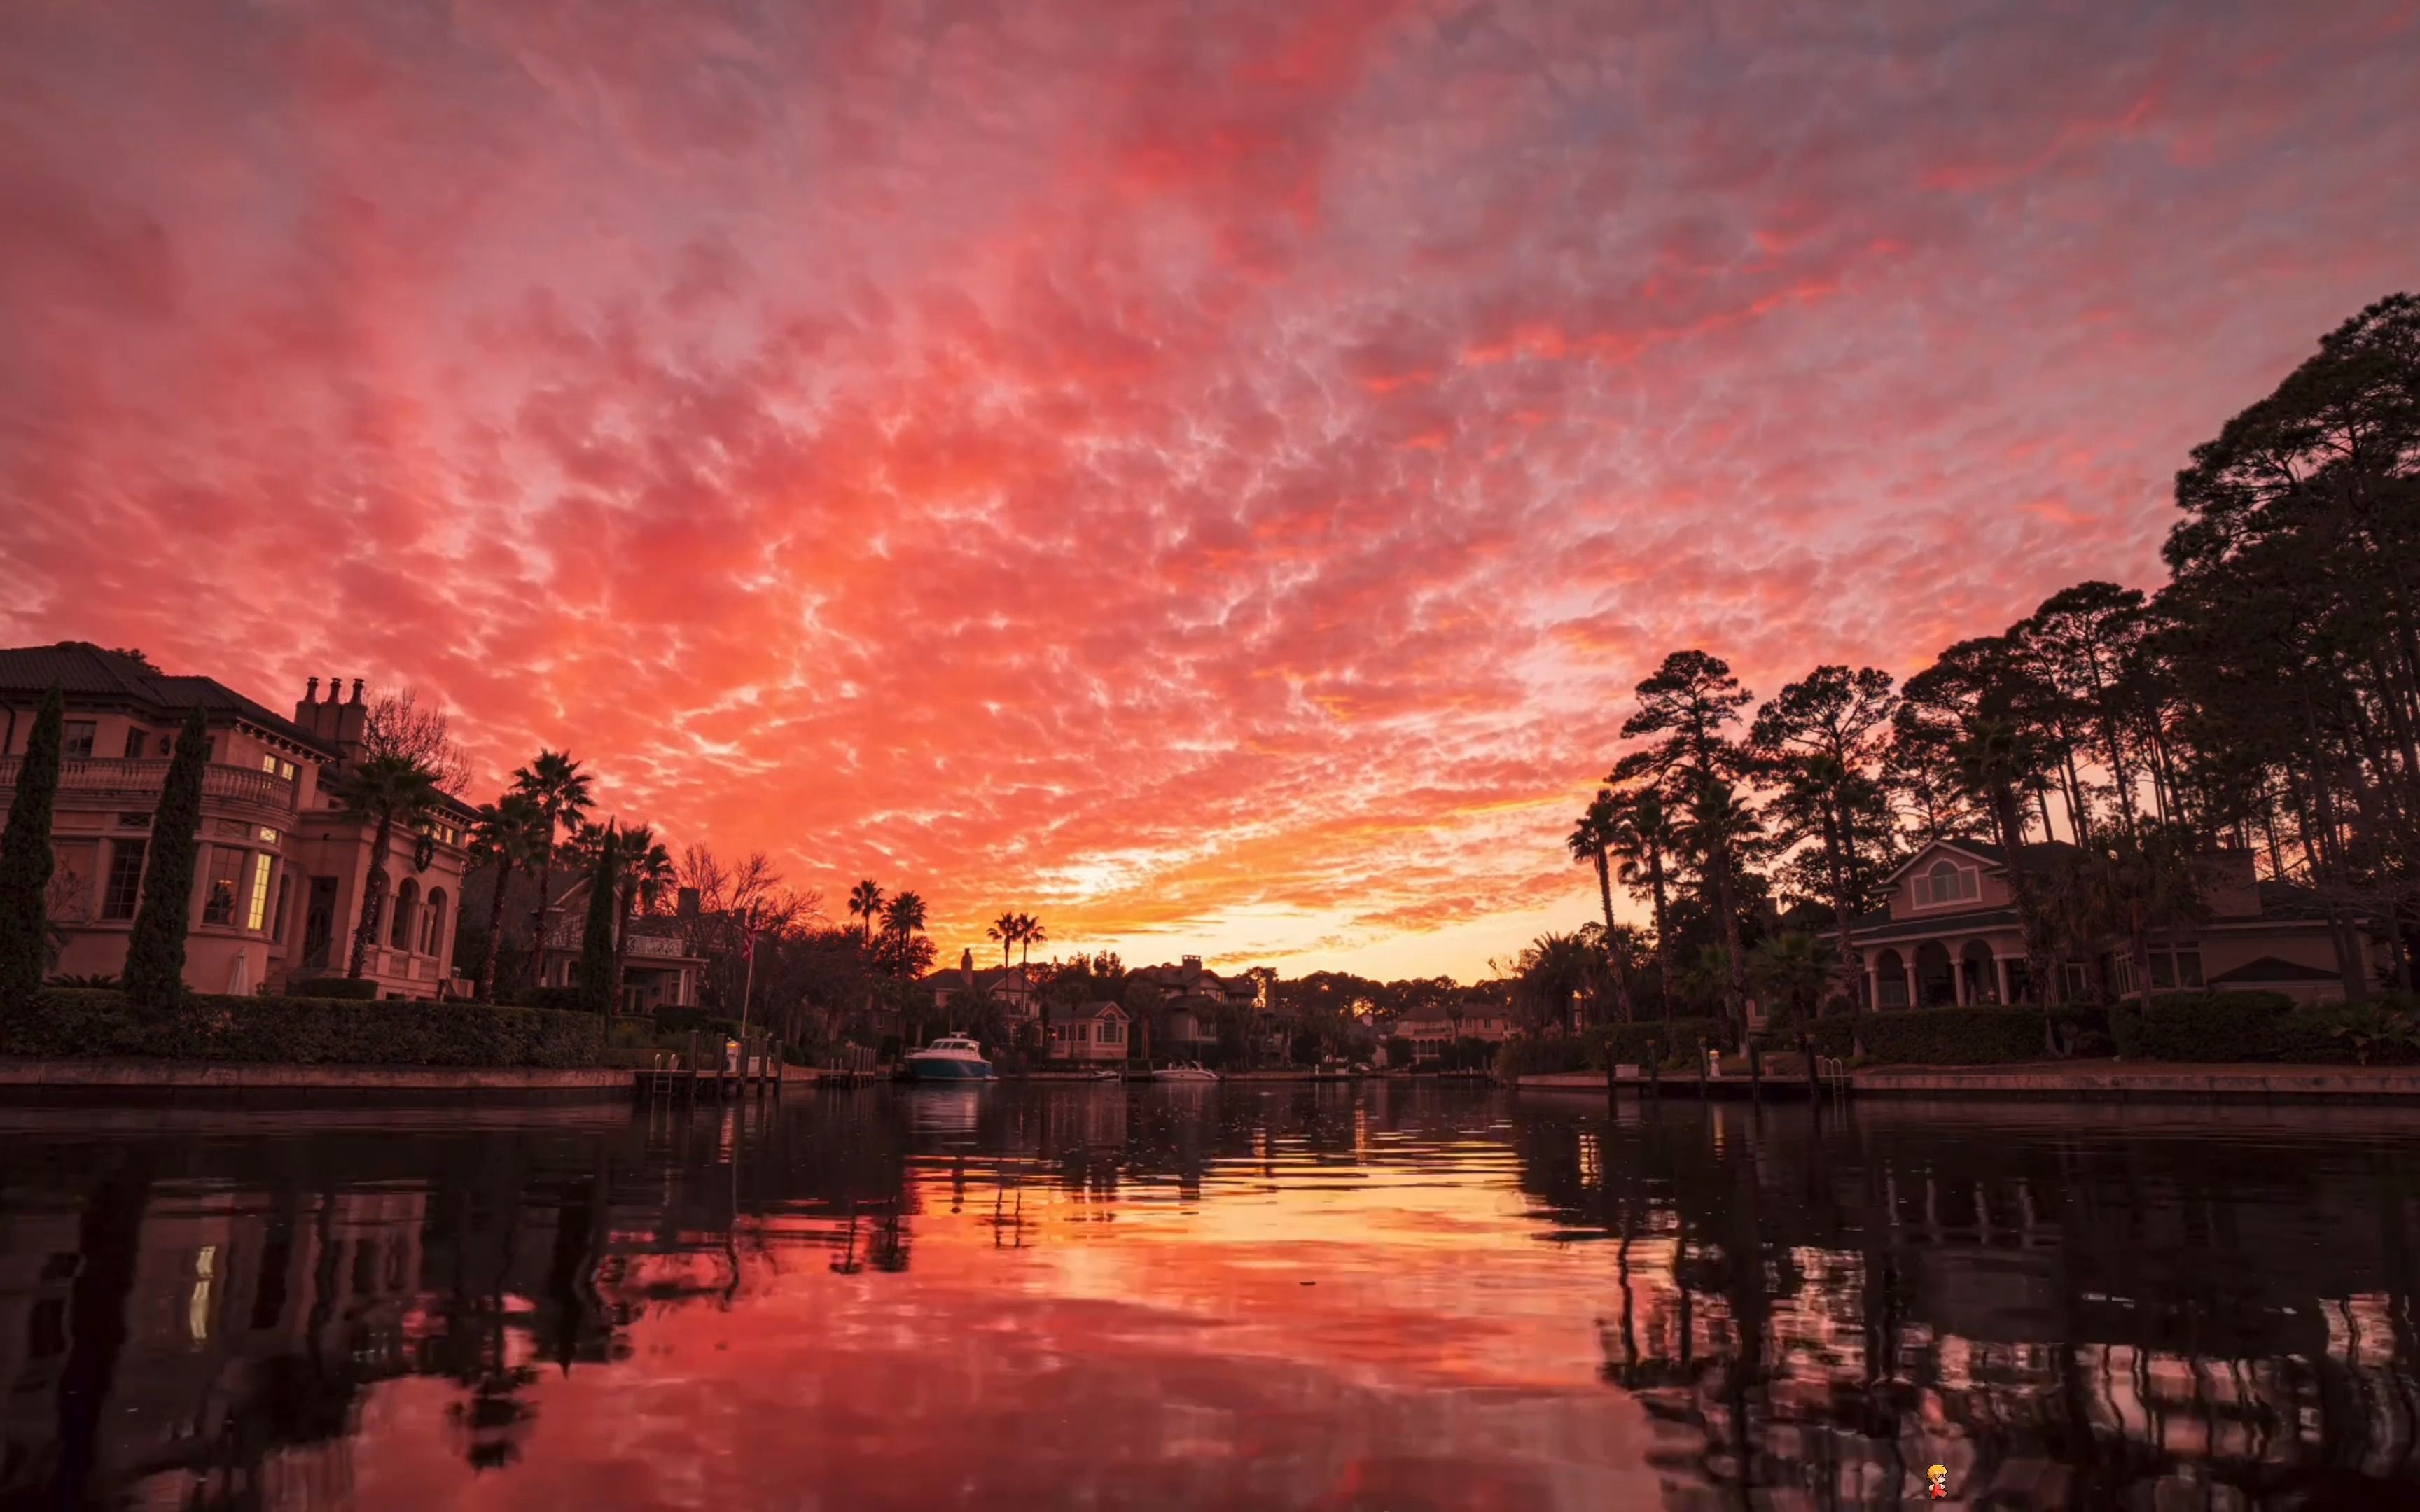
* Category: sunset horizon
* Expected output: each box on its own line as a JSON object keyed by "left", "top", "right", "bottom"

{"left": 6, "top": 0, "right": 2416, "bottom": 982}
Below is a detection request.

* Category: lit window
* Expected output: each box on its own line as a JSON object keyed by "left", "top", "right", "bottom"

{"left": 244, "top": 854, "right": 273, "bottom": 932}
{"left": 257, "top": 827, "right": 278, "bottom": 844}
{"left": 202, "top": 846, "right": 243, "bottom": 925}
{"left": 260, "top": 754, "right": 277, "bottom": 774}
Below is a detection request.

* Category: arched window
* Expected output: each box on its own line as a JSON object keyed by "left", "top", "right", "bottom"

{"left": 390, "top": 878, "right": 419, "bottom": 949}
{"left": 423, "top": 888, "right": 447, "bottom": 956}
{"left": 1920, "top": 859, "right": 1977, "bottom": 906}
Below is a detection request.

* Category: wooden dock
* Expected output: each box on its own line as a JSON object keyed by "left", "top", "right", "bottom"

{"left": 632, "top": 1029, "right": 786, "bottom": 1104}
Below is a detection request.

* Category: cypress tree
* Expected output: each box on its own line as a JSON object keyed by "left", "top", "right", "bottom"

{"left": 123, "top": 708, "right": 209, "bottom": 1009}
{"left": 0, "top": 685, "right": 67, "bottom": 1003}
{"left": 574, "top": 825, "right": 619, "bottom": 1014}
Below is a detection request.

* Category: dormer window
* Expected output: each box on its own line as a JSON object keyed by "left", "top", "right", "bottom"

{"left": 1917, "top": 859, "right": 1980, "bottom": 906}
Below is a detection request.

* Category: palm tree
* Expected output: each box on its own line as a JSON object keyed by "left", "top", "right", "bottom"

{"left": 340, "top": 753, "right": 443, "bottom": 980}
{"left": 987, "top": 911, "right": 1020, "bottom": 967}
{"left": 1568, "top": 791, "right": 1635, "bottom": 1022}
{"left": 2071, "top": 825, "right": 2205, "bottom": 1004}
{"left": 1747, "top": 932, "right": 1834, "bottom": 1030}
{"left": 613, "top": 823, "right": 675, "bottom": 996}
{"left": 848, "top": 879, "right": 886, "bottom": 947}
{"left": 1606, "top": 787, "right": 1679, "bottom": 1011}
{"left": 511, "top": 750, "right": 594, "bottom": 987}
{"left": 468, "top": 792, "right": 546, "bottom": 1002}
{"left": 882, "top": 890, "right": 928, "bottom": 941}
{"left": 1515, "top": 932, "right": 1595, "bottom": 1034}
{"left": 1952, "top": 718, "right": 2057, "bottom": 1011}
{"left": 1676, "top": 774, "right": 1761, "bottom": 1040}
{"left": 1015, "top": 912, "right": 1045, "bottom": 967}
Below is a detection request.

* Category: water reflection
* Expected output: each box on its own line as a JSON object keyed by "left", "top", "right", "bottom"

{"left": 0, "top": 1088, "right": 2415, "bottom": 1507}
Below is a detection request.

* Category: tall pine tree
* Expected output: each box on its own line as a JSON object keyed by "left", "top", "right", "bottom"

{"left": 575, "top": 824, "right": 619, "bottom": 1014}
{"left": 0, "top": 685, "right": 66, "bottom": 1002}
{"left": 123, "top": 708, "right": 209, "bottom": 1008}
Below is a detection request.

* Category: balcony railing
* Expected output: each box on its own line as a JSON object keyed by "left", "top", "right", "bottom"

{"left": 0, "top": 757, "right": 296, "bottom": 813}
{"left": 627, "top": 934, "right": 689, "bottom": 960}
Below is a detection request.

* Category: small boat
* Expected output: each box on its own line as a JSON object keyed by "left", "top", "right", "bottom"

{"left": 901, "top": 1035, "right": 996, "bottom": 1082}
{"left": 1088, "top": 1068, "right": 1122, "bottom": 1081}
{"left": 1151, "top": 1062, "right": 1220, "bottom": 1083}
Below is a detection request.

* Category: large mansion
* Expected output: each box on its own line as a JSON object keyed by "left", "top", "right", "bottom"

{"left": 0, "top": 644, "right": 476, "bottom": 1000}
{"left": 1847, "top": 836, "right": 2385, "bottom": 1011}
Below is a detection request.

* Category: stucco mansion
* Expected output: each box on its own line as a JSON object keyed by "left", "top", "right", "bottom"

{"left": 0, "top": 643, "right": 478, "bottom": 1000}
{"left": 1849, "top": 836, "right": 2386, "bottom": 1011}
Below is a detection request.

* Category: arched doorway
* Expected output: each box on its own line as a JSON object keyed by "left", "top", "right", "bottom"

{"left": 1914, "top": 941, "right": 1956, "bottom": 1007}
{"left": 1960, "top": 940, "right": 1998, "bottom": 1004}
{"left": 1872, "top": 948, "right": 1908, "bottom": 1009}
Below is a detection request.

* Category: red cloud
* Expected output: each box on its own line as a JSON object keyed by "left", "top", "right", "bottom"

{"left": 3, "top": 0, "right": 2416, "bottom": 976}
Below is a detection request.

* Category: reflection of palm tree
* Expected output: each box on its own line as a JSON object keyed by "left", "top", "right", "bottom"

{"left": 831, "top": 1205, "right": 864, "bottom": 1275}
{"left": 447, "top": 1364, "right": 543, "bottom": 1472}
{"left": 871, "top": 1208, "right": 910, "bottom": 1273}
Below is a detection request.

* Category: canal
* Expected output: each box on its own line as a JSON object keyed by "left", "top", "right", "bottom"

{"left": 1, "top": 1084, "right": 2416, "bottom": 1508}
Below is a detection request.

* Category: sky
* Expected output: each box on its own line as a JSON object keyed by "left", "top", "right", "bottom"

{"left": 2, "top": 0, "right": 2416, "bottom": 982}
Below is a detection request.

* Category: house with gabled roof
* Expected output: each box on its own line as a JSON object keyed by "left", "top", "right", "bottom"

{"left": 1847, "top": 834, "right": 2381, "bottom": 1009}
{"left": 1048, "top": 1001, "right": 1129, "bottom": 1064}
{"left": 917, "top": 950, "right": 1041, "bottom": 1020}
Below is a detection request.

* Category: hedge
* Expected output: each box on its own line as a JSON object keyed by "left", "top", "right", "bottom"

{"left": 0, "top": 988, "right": 606, "bottom": 1068}
{"left": 1854, "top": 1007, "right": 2054, "bottom": 1066}
{"left": 284, "top": 976, "right": 381, "bottom": 1000}
{"left": 2107, "top": 992, "right": 2412, "bottom": 1064}
{"left": 1493, "top": 1018, "right": 1727, "bottom": 1079}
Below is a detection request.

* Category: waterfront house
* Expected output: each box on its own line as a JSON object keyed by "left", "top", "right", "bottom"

{"left": 1847, "top": 836, "right": 2379, "bottom": 1009}
{"left": 917, "top": 951, "right": 1041, "bottom": 1020}
{"left": 1393, "top": 997, "right": 1513, "bottom": 1062}
{"left": 529, "top": 874, "right": 710, "bottom": 1011}
{"left": 1048, "top": 1001, "right": 1130, "bottom": 1064}
{"left": 0, "top": 644, "right": 474, "bottom": 1000}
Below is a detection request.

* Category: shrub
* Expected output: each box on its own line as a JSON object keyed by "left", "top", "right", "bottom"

{"left": 1590, "top": 1018, "right": 1726, "bottom": 1071}
{"left": 2109, "top": 991, "right": 2300, "bottom": 1062}
{"left": 515, "top": 985, "right": 589, "bottom": 1013}
{"left": 0, "top": 988, "right": 606, "bottom": 1068}
{"left": 1492, "top": 1018, "right": 1727, "bottom": 1079}
{"left": 285, "top": 976, "right": 381, "bottom": 1000}
{"left": 1856, "top": 1007, "right": 2051, "bottom": 1066}
{"left": 1494, "top": 1036, "right": 1590, "bottom": 1079}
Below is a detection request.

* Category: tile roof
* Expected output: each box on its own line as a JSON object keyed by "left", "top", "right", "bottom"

{"left": 0, "top": 641, "right": 331, "bottom": 755}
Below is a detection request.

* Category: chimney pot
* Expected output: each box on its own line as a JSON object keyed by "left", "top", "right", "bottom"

{"left": 306, "top": 676, "right": 320, "bottom": 701}
{"left": 326, "top": 676, "right": 340, "bottom": 704}
{"left": 349, "top": 678, "right": 365, "bottom": 705}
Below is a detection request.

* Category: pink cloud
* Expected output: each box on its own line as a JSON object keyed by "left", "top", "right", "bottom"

{"left": 2, "top": 0, "right": 2415, "bottom": 975}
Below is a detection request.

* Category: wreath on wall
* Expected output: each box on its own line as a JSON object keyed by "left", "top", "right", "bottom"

{"left": 412, "top": 834, "right": 436, "bottom": 873}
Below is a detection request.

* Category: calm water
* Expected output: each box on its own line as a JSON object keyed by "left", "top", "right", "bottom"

{"left": 2, "top": 1086, "right": 2419, "bottom": 1511}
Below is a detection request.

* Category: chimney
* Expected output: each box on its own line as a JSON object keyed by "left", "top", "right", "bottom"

{"left": 306, "top": 677, "right": 319, "bottom": 703}
{"left": 349, "top": 678, "right": 365, "bottom": 705}
{"left": 676, "top": 887, "right": 700, "bottom": 920}
{"left": 1182, "top": 954, "right": 1202, "bottom": 972}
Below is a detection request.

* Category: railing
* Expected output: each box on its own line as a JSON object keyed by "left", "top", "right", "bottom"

{"left": 0, "top": 757, "right": 296, "bottom": 813}
{"left": 626, "top": 934, "right": 688, "bottom": 959}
